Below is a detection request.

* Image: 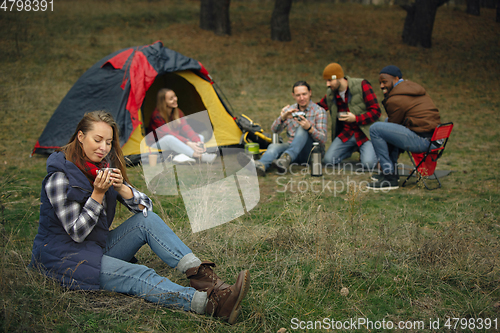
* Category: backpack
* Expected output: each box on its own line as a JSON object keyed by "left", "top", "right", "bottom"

{"left": 237, "top": 114, "right": 278, "bottom": 150}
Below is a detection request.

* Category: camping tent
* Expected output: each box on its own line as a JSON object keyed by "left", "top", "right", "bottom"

{"left": 32, "top": 41, "right": 243, "bottom": 162}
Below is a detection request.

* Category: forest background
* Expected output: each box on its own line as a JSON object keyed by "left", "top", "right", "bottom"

{"left": 1, "top": 0, "right": 499, "bottom": 332}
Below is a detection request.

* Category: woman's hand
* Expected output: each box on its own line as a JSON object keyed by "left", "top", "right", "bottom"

{"left": 187, "top": 141, "right": 206, "bottom": 155}
{"left": 94, "top": 169, "right": 114, "bottom": 193}
{"left": 109, "top": 168, "right": 124, "bottom": 190}
{"left": 109, "top": 168, "right": 134, "bottom": 200}
{"left": 91, "top": 169, "right": 114, "bottom": 204}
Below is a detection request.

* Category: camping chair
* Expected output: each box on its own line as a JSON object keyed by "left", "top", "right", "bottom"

{"left": 401, "top": 122, "right": 454, "bottom": 190}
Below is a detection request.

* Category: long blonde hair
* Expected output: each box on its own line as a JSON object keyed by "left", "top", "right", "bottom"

{"left": 60, "top": 110, "right": 130, "bottom": 185}
{"left": 156, "top": 88, "right": 180, "bottom": 126}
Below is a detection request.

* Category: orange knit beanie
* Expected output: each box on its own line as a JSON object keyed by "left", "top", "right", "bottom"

{"left": 322, "top": 63, "right": 344, "bottom": 80}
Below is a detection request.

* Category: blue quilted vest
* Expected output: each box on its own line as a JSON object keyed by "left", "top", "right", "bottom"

{"left": 30, "top": 152, "right": 118, "bottom": 290}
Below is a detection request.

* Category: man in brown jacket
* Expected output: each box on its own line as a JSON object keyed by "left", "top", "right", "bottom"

{"left": 368, "top": 65, "right": 441, "bottom": 190}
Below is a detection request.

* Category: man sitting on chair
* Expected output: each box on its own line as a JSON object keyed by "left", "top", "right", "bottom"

{"left": 368, "top": 65, "right": 441, "bottom": 190}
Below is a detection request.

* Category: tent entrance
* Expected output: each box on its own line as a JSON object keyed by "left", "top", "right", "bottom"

{"left": 141, "top": 72, "right": 212, "bottom": 142}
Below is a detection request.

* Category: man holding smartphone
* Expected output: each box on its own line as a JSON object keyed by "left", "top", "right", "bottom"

{"left": 245, "top": 81, "right": 327, "bottom": 176}
{"left": 318, "top": 63, "right": 381, "bottom": 170}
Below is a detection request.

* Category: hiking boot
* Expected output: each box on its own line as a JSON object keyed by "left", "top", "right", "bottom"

{"left": 206, "top": 270, "right": 250, "bottom": 325}
{"left": 186, "top": 261, "right": 229, "bottom": 292}
{"left": 273, "top": 153, "right": 292, "bottom": 174}
{"left": 367, "top": 174, "right": 399, "bottom": 190}
{"left": 254, "top": 161, "right": 266, "bottom": 177}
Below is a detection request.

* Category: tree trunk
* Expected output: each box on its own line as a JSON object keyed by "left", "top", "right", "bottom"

{"left": 200, "top": 0, "right": 216, "bottom": 31}
{"left": 200, "top": 0, "right": 231, "bottom": 36}
{"left": 271, "top": 0, "right": 293, "bottom": 42}
{"left": 497, "top": 0, "right": 500, "bottom": 22}
{"left": 466, "top": 0, "right": 481, "bottom": 15}
{"left": 401, "top": 0, "right": 449, "bottom": 48}
{"left": 213, "top": 0, "right": 231, "bottom": 36}
{"left": 481, "top": 0, "right": 497, "bottom": 9}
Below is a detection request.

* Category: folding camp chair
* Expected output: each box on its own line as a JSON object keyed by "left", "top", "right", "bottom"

{"left": 402, "top": 122, "right": 454, "bottom": 190}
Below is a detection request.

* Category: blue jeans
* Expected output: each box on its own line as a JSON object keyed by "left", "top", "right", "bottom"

{"left": 259, "top": 127, "right": 314, "bottom": 169}
{"left": 157, "top": 134, "right": 204, "bottom": 158}
{"left": 99, "top": 212, "right": 197, "bottom": 312}
{"left": 323, "top": 136, "right": 377, "bottom": 170}
{"left": 370, "top": 122, "right": 431, "bottom": 175}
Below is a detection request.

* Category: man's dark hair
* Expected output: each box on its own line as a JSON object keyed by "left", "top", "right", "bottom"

{"left": 292, "top": 81, "right": 311, "bottom": 93}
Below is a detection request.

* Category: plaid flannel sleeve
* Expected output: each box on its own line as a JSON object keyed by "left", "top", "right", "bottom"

{"left": 150, "top": 112, "right": 165, "bottom": 133}
{"left": 179, "top": 118, "right": 201, "bottom": 143}
{"left": 317, "top": 95, "right": 329, "bottom": 111}
{"left": 150, "top": 113, "right": 170, "bottom": 140}
{"left": 270, "top": 115, "right": 286, "bottom": 133}
{"left": 355, "top": 80, "right": 381, "bottom": 125}
{"left": 120, "top": 183, "right": 153, "bottom": 213}
{"left": 310, "top": 106, "right": 327, "bottom": 144}
{"left": 151, "top": 112, "right": 188, "bottom": 144}
{"left": 45, "top": 172, "right": 103, "bottom": 243}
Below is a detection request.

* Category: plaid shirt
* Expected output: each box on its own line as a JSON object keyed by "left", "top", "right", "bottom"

{"left": 45, "top": 172, "right": 152, "bottom": 243}
{"left": 149, "top": 108, "right": 201, "bottom": 144}
{"left": 318, "top": 80, "right": 381, "bottom": 147}
{"left": 271, "top": 101, "right": 327, "bottom": 144}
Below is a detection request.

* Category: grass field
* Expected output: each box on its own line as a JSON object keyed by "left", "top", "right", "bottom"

{"left": 1, "top": 0, "right": 500, "bottom": 332}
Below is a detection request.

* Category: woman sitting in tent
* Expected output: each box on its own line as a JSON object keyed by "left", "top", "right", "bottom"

{"left": 148, "top": 88, "right": 217, "bottom": 164}
{"left": 30, "top": 110, "right": 250, "bottom": 324}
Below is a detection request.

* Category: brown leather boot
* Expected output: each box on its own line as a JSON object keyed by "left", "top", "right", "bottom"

{"left": 186, "top": 261, "right": 230, "bottom": 292}
{"left": 206, "top": 270, "right": 250, "bottom": 325}
{"left": 273, "top": 153, "right": 292, "bottom": 174}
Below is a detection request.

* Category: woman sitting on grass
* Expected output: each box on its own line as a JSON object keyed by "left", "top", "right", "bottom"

{"left": 148, "top": 88, "right": 217, "bottom": 164}
{"left": 30, "top": 110, "right": 250, "bottom": 324}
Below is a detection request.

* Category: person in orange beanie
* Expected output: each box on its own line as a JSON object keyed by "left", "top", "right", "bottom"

{"left": 317, "top": 63, "right": 381, "bottom": 170}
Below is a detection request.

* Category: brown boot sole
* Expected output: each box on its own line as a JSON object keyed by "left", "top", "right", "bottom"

{"left": 227, "top": 270, "right": 251, "bottom": 325}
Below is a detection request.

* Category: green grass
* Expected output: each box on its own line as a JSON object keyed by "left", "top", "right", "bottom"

{"left": 1, "top": 0, "right": 500, "bottom": 332}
